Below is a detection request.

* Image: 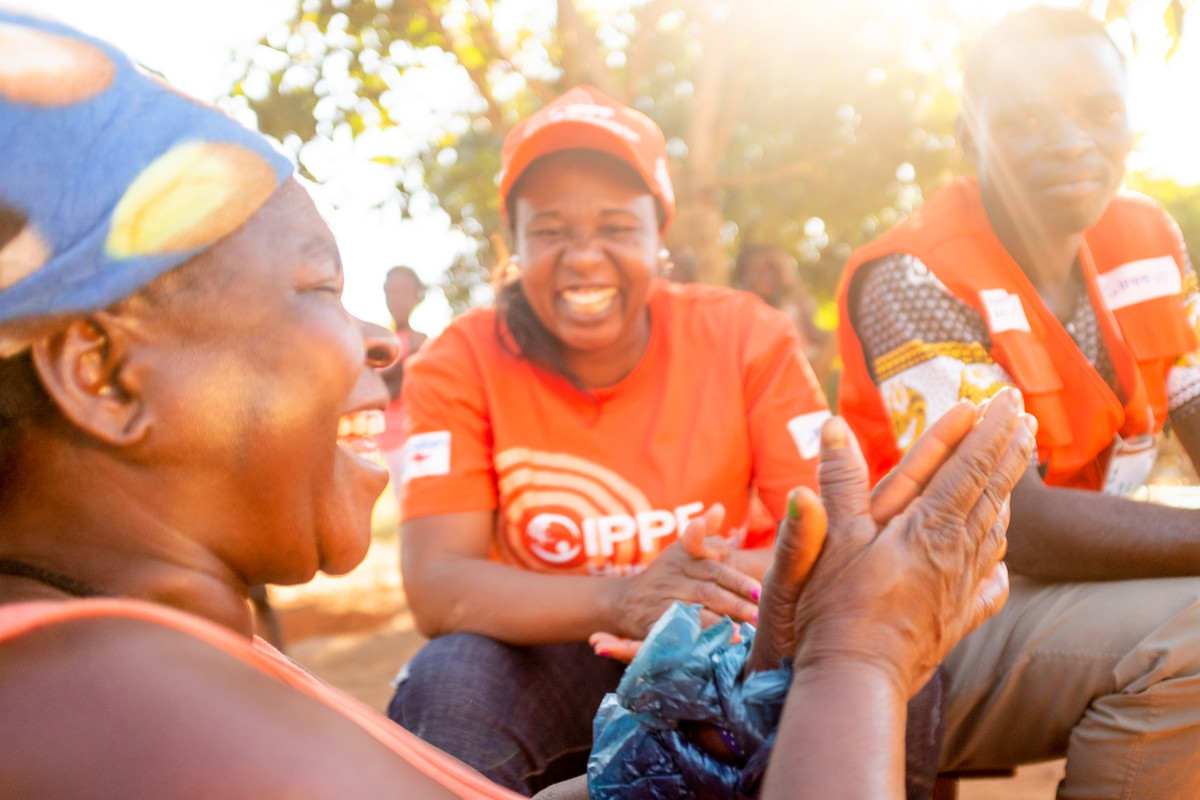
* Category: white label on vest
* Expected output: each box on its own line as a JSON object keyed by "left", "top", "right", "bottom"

{"left": 1095, "top": 256, "right": 1181, "bottom": 311}
{"left": 787, "top": 410, "right": 832, "bottom": 459}
{"left": 1102, "top": 434, "right": 1158, "bottom": 497}
{"left": 980, "top": 289, "right": 1031, "bottom": 334}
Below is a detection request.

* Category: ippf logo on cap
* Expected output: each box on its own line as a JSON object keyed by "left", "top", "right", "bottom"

{"left": 543, "top": 102, "right": 642, "bottom": 143}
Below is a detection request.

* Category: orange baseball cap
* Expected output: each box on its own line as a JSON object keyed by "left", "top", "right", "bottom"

{"left": 498, "top": 85, "right": 675, "bottom": 231}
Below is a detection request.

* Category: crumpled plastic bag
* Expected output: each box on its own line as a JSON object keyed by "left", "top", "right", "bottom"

{"left": 588, "top": 602, "right": 791, "bottom": 799}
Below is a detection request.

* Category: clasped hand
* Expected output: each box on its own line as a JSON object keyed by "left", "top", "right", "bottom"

{"left": 590, "top": 504, "right": 761, "bottom": 660}
{"left": 748, "top": 389, "right": 1035, "bottom": 696}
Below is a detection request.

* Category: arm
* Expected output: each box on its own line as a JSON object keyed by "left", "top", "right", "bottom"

{"left": 763, "top": 392, "right": 1032, "bottom": 800}
{"left": 766, "top": 662, "right": 907, "bottom": 798}
{"left": 1005, "top": 463, "right": 1200, "bottom": 581}
{"left": 402, "top": 507, "right": 761, "bottom": 644}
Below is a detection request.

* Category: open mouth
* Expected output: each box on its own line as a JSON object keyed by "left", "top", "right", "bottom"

{"left": 560, "top": 287, "right": 618, "bottom": 315}
{"left": 1039, "top": 172, "right": 1104, "bottom": 193}
{"left": 336, "top": 409, "right": 385, "bottom": 457}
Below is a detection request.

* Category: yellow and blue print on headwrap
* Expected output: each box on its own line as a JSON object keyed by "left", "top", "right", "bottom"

{"left": 0, "top": 11, "right": 292, "bottom": 336}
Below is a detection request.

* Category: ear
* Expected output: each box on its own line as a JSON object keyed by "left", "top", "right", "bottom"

{"left": 956, "top": 113, "right": 980, "bottom": 166}
{"left": 30, "top": 316, "right": 151, "bottom": 446}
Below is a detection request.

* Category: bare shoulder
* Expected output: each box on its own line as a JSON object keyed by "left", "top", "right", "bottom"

{"left": 0, "top": 614, "right": 462, "bottom": 799}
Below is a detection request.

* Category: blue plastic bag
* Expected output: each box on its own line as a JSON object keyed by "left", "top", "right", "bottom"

{"left": 588, "top": 603, "right": 791, "bottom": 799}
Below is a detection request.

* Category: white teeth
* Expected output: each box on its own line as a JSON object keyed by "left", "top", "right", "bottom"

{"left": 562, "top": 287, "right": 617, "bottom": 314}
{"left": 338, "top": 409, "right": 385, "bottom": 439}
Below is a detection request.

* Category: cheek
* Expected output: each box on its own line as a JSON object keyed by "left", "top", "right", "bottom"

{"left": 1101, "top": 130, "right": 1133, "bottom": 165}
{"left": 516, "top": 259, "right": 558, "bottom": 314}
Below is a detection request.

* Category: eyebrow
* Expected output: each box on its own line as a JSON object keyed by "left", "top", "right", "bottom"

{"left": 299, "top": 236, "right": 344, "bottom": 278}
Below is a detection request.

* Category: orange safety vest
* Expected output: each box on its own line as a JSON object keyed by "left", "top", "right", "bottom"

{"left": 837, "top": 177, "right": 1196, "bottom": 489}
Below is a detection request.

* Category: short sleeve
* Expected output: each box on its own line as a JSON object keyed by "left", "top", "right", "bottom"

{"left": 398, "top": 323, "right": 499, "bottom": 521}
{"left": 741, "top": 301, "right": 829, "bottom": 522}
{"left": 850, "top": 254, "right": 1017, "bottom": 454}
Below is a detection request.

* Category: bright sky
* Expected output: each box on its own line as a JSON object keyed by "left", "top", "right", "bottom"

{"left": 10, "top": 0, "right": 1200, "bottom": 331}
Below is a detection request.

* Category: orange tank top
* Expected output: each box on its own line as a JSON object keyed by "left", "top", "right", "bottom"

{"left": 0, "top": 598, "right": 520, "bottom": 800}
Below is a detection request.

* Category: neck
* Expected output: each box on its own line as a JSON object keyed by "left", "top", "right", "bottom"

{"left": 981, "top": 188, "right": 1083, "bottom": 321}
{"left": 566, "top": 309, "right": 653, "bottom": 389}
{"left": 0, "top": 442, "right": 256, "bottom": 637}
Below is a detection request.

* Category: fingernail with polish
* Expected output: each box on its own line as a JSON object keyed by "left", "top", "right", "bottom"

{"left": 751, "top": 587, "right": 761, "bottom": 601}
{"left": 597, "top": 650, "right": 610, "bottom": 658}
{"left": 787, "top": 490, "right": 801, "bottom": 521}
{"left": 820, "top": 417, "right": 849, "bottom": 449}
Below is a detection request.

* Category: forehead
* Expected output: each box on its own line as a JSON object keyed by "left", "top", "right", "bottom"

{"left": 157, "top": 182, "right": 336, "bottom": 303}
{"left": 513, "top": 154, "right": 655, "bottom": 221}
{"left": 386, "top": 270, "right": 419, "bottom": 289}
{"left": 976, "top": 34, "right": 1126, "bottom": 110}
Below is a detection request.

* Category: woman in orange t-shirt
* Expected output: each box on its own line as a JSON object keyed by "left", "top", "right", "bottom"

{"left": 389, "top": 86, "right": 840, "bottom": 796}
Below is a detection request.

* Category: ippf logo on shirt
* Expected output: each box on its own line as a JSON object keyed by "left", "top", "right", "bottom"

{"left": 494, "top": 448, "right": 707, "bottom": 573}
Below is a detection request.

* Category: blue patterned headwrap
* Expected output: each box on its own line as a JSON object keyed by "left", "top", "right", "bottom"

{"left": 0, "top": 11, "right": 292, "bottom": 352}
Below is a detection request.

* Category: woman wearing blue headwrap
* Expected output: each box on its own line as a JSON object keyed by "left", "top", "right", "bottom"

{"left": 0, "top": 11, "right": 1033, "bottom": 800}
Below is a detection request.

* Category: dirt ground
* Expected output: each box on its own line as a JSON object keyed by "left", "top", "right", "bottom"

{"left": 270, "top": 441, "right": 1200, "bottom": 798}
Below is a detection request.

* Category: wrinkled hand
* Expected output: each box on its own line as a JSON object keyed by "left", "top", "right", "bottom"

{"left": 594, "top": 504, "right": 761, "bottom": 653}
{"left": 751, "top": 390, "right": 1034, "bottom": 695}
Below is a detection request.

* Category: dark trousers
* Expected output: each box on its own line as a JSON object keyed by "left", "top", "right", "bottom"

{"left": 389, "top": 632, "right": 945, "bottom": 798}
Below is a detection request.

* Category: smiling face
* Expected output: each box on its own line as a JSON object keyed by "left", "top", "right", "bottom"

{"left": 512, "top": 150, "right": 661, "bottom": 386}
{"left": 963, "top": 33, "right": 1132, "bottom": 238}
{"left": 133, "top": 181, "right": 397, "bottom": 582}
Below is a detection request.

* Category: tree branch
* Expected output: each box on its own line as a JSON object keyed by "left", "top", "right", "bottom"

{"left": 419, "top": 0, "right": 507, "bottom": 132}
{"left": 713, "top": 159, "right": 815, "bottom": 189}
{"left": 623, "top": 0, "right": 675, "bottom": 96}
{"left": 556, "top": 0, "right": 621, "bottom": 98}
{"left": 478, "top": 0, "right": 557, "bottom": 106}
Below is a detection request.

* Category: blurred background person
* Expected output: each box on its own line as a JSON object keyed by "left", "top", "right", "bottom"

{"left": 732, "top": 243, "right": 834, "bottom": 388}
{"left": 377, "top": 265, "right": 428, "bottom": 485}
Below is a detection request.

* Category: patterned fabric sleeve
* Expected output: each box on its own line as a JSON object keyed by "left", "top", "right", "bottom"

{"left": 849, "top": 254, "right": 1017, "bottom": 455}
{"left": 1166, "top": 236, "right": 1200, "bottom": 426}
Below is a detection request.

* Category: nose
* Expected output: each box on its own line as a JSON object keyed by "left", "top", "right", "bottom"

{"left": 358, "top": 318, "right": 401, "bottom": 369}
{"left": 560, "top": 230, "right": 606, "bottom": 269}
{"left": 1048, "top": 115, "right": 1095, "bottom": 158}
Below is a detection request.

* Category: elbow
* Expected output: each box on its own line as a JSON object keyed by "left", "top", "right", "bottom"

{"left": 403, "top": 576, "right": 456, "bottom": 639}
{"left": 410, "top": 609, "right": 446, "bottom": 640}
{"left": 403, "top": 567, "right": 472, "bottom": 639}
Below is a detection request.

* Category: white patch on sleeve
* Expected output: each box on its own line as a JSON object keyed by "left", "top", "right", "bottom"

{"left": 1096, "top": 256, "right": 1182, "bottom": 311}
{"left": 787, "top": 410, "right": 833, "bottom": 459}
{"left": 979, "top": 289, "right": 1031, "bottom": 334}
{"left": 401, "top": 431, "right": 451, "bottom": 482}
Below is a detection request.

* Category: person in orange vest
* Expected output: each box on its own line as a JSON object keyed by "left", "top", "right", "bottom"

{"left": 837, "top": 7, "right": 1200, "bottom": 796}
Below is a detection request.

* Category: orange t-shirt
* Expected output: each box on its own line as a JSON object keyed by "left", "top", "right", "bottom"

{"left": 400, "top": 279, "right": 829, "bottom": 575}
{"left": 0, "top": 598, "right": 520, "bottom": 800}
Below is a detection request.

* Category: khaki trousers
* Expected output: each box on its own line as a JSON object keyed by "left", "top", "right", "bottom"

{"left": 942, "top": 575, "right": 1200, "bottom": 799}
